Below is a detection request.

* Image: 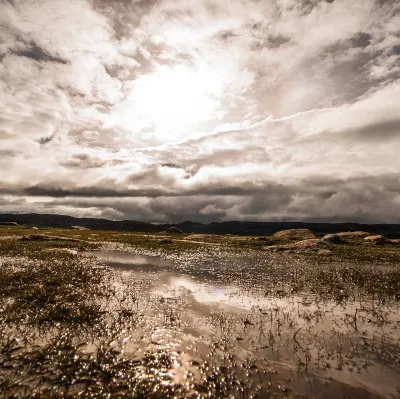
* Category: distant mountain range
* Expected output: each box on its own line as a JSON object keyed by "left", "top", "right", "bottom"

{"left": 1, "top": 213, "right": 400, "bottom": 238}
{"left": 0, "top": 213, "right": 161, "bottom": 233}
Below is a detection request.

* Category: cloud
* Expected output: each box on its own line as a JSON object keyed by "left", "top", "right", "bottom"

{"left": 1, "top": 0, "right": 399, "bottom": 223}
{"left": 12, "top": 43, "right": 68, "bottom": 64}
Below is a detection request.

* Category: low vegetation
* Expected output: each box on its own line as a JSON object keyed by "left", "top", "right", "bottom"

{"left": 0, "top": 225, "right": 399, "bottom": 398}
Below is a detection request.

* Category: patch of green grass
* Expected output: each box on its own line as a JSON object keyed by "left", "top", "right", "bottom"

{"left": 309, "top": 263, "right": 400, "bottom": 301}
{"left": 0, "top": 234, "right": 108, "bottom": 329}
{"left": 332, "top": 242, "right": 400, "bottom": 263}
{"left": 0, "top": 239, "right": 96, "bottom": 258}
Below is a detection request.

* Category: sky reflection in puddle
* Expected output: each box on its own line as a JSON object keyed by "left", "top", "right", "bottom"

{"left": 88, "top": 249, "right": 400, "bottom": 398}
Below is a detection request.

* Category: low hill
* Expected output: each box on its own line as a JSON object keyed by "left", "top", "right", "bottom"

{"left": 0, "top": 213, "right": 162, "bottom": 233}
{"left": 1, "top": 214, "right": 400, "bottom": 238}
{"left": 164, "top": 221, "right": 400, "bottom": 238}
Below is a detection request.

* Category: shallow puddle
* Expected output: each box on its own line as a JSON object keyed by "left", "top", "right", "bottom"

{"left": 88, "top": 249, "right": 400, "bottom": 398}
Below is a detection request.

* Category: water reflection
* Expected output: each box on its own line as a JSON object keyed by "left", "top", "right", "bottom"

{"left": 88, "top": 249, "right": 400, "bottom": 398}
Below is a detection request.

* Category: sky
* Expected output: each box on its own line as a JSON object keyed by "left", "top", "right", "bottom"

{"left": 0, "top": 0, "right": 399, "bottom": 223}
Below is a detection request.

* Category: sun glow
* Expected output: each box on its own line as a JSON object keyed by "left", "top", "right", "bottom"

{"left": 110, "top": 64, "right": 224, "bottom": 143}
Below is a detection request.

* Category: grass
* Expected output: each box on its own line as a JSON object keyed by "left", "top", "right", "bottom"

{"left": 0, "top": 226, "right": 399, "bottom": 398}
{"left": 0, "top": 256, "right": 107, "bottom": 327}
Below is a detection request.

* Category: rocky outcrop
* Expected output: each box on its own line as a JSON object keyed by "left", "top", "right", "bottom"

{"left": 273, "top": 229, "right": 316, "bottom": 240}
{"left": 337, "top": 231, "right": 370, "bottom": 239}
{"left": 265, "top": 239, "right": 332, "bottom": 253}
{"left": 71, "top": 226, "right": 89, "bottom": 230}
{"left": 322, "top": 234, "right": 343, "bottom": 244}
{"left": 364, "top": 235, "right": 388, "bottom": 245}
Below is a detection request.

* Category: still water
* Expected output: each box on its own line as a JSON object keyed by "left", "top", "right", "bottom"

{"left": 88, "top": 249, "right": 400, "bottom": 398}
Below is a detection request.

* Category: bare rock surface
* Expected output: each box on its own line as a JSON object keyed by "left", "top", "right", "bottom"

{"left": 364, "top": 235, "right": 388, "bottom": 245}
{"left": 322, "top": 234, "right": 343, "bottom": 244}
{"left": 266, "top": 239, "right": 332, "bottom": 253}
{"left": 71, "top": 226, "right": 89, "bottom": 230}
{"left": 43, "top": 248, "right": 78, "bottom": 255}
{"left": 337, "top": 231, "right": 370, "bottom": 239}
{"left": 273, "top": 228, "right": 316, "bottom": 240}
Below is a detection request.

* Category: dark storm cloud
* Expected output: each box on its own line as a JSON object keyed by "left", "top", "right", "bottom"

{"left": 22, "top": 186, "right": 171, "bottom": 198}
{"left": 37, "top": 132, "right": 57, "bottom": 145}
{"left": 3, "top": 172, "right": 399, "bottom": 223}
{"left": 350, "top": 32, "right": 373, "bottom": 49}
{"left": 13, "top": 43, "right": 68, "bottom": 64}
{"left": 12, "top": 179, "right": 275, "bottom": 199}
{"left": 300, "top": 0, "right": 336, "bottom": 15}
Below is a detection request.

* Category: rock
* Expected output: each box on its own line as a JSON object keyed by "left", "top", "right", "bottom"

{"left": 265, "top": 239, "right": 331, "bottom": 253}
{"left": 322, "top": 234, "right": 342, "bottom": 244}
{"left": 364, "top": 235, "right": 388, "bottom": 245}
{"left": 264, "top": 245, "right": 292, "bottom": 252}
{"left": 166, "top": 227, "right": 183, "bottom": 234}
{"left": 158, "top": 238, "right": 173, "bottom": 245}
{"left": 44, "top": 248, "right": 78, "bottom": 255}
{"left": 0, "top": 222, "right": 19, "bottom": 226}
{"left": 337, "top": 231, "right": 370, "bottom": 239}
{"left": 71, "top": 225, "right": 88, "bottom": 230}
{"left": 273, "top": 229, "right": 316, "bottom": 240}
{"left": 185, "top": 234, "right": 201, "bottom": 240}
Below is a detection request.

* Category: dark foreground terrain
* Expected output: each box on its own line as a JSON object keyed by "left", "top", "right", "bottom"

{"left": 0, "top": 226, "right": 400, "bottom": 398}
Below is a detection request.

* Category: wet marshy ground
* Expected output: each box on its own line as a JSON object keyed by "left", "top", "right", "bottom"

{"left": 0, "top": 228, "right": 400, "bottom": 398}
{"left": 87, "top": 248, "right": 400, "bottom": 398}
